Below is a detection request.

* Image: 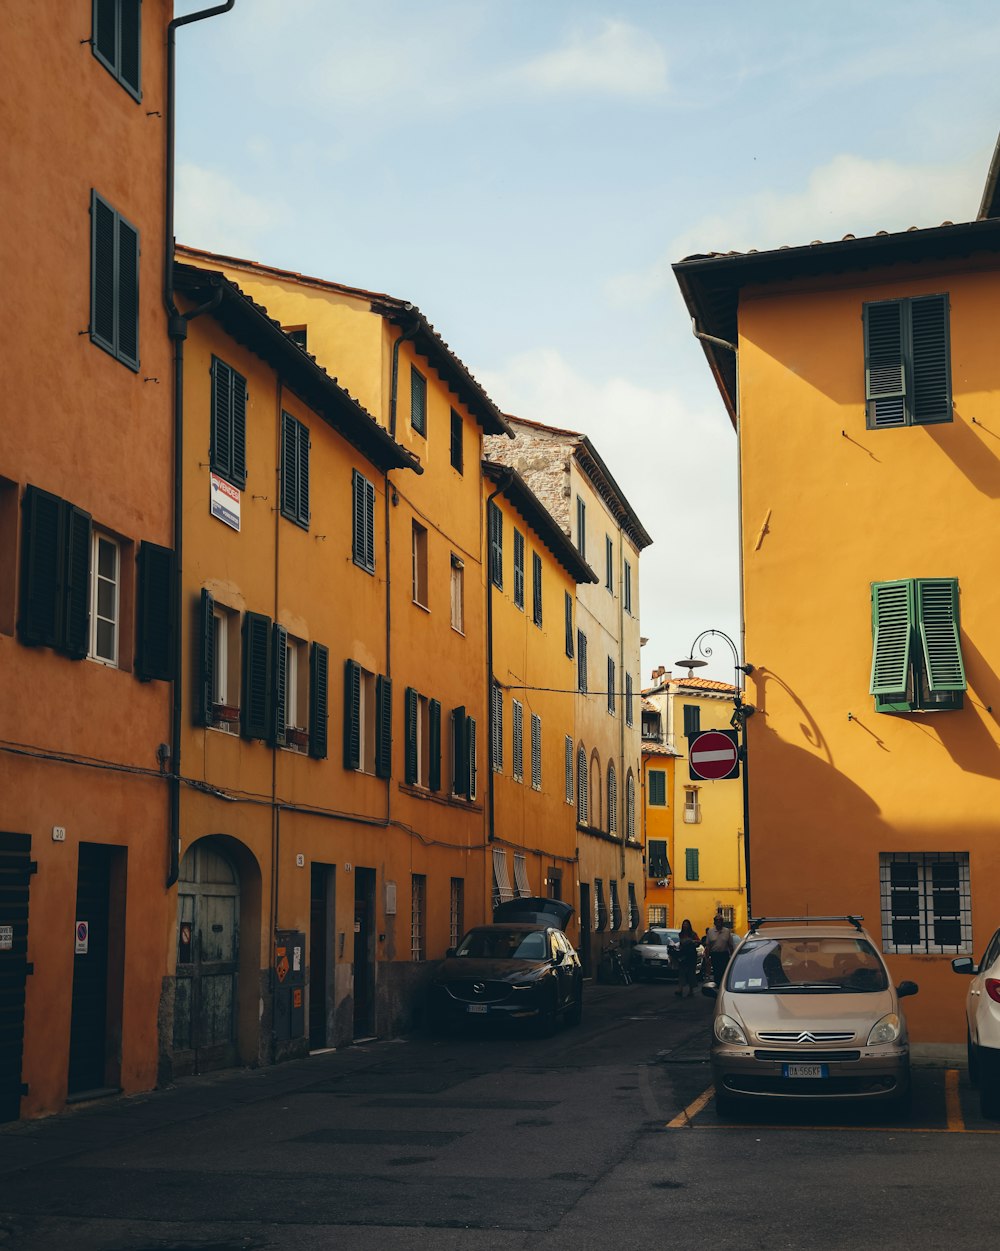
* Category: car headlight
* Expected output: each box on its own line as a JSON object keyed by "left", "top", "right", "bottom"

{"left": 714, "top": 1014, "right": 748, "bottom": 1045}
{"left": 867, "top": 1013, "right": 902, "bottom": 1045}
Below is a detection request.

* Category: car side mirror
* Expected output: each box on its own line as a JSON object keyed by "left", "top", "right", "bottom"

{"left": 445, "top": 947, "right": 456, "bottom": 958}
{"left": 701, "top": 983, "right": 718, "bottom": 999}
{"left": 951, "top": 957, "right": 976, "bottom": 976}
{"left": 896, "top": 980, "right": 919, "bottom": 998}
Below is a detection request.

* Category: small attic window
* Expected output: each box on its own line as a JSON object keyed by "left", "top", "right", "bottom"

{"left": 284, "top": 326, "right": 308, "bottom": 351}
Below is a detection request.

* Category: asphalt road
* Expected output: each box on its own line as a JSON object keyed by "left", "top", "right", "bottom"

{"left": 0, "top": 980, "right": 992, "bottom": 1251}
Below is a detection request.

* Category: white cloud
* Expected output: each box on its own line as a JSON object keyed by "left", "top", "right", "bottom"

{"left": 477, "top": 348, "right": 740, "bottom": 684}
{"left": 175, "top": 164, "right": 285, "bottom": 258}
{"left": 514, "top": 20, "right": 668, "bottom": 97}
{"left": 610, "top": 150, "right": 987, "bottom": 307}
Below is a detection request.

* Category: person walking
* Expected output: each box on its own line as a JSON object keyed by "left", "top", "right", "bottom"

{"left": 705, "top": 912, "right": 735, "bottom": 986}
{"left": 674, "top": 919, "right": 700, "bottom": 998}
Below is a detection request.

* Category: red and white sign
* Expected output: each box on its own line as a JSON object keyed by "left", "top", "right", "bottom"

{"left": 688, "top": 729, "right": 740, "bottom": 781}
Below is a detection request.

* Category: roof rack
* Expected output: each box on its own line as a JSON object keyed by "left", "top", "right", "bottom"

{"left": 747, "top": 915, "right": 864, "bottom": 935}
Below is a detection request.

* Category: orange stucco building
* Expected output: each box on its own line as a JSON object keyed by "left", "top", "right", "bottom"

{"left": 675, "top": 159, "right": 1000, "bottom": 1049}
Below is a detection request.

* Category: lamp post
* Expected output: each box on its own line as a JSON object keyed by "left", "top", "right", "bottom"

{"left": 675, "top": 629, "right": 756, "bottom": 918}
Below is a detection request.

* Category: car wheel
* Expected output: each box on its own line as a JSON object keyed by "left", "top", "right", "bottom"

{"left": 979, "top": 1048, "right": 1000, "bottom": 1119}
{"left": 967, "top": 1029, "right": 979, "bottom": 1087}
{"left": 564, "top": 982, "right": 583, "bottom": 1027}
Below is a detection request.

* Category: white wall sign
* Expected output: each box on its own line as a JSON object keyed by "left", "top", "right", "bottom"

{"left": 210, "top": 473, "right": 241, "bottom": 532}
{"left": 75, "top": 920, "right": 89, "bottom": 954}
{"left": 0, "top": 925, "right": 12, "bottom": 951}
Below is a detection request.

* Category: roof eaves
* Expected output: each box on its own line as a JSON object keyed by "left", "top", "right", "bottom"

{"left": 173, "top": 263, "right": 422, "bottom": 477}
{"left": 575, "top": 437, "right": 653, "bottom": 550}
{"left": 482, "top": 460, "right": 599, "bottom": 584}
{"left": 979, "top": 131, "right": 1000, "bottom": 220}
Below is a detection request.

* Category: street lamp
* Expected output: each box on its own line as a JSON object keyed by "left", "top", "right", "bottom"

{"left": 675, "top": 629, "right": 756, "bottom": 917}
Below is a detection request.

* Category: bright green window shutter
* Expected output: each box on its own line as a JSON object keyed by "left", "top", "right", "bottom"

{"left": 685, "top": 848, "right": 699, "bottom": 881}
{"left": 916, "top": 579, "right": 966, "bottom": 692}
{"left": 648, "top": 770, "right": 666, "bottom": 806}
{"left": 870, "top": 580, "right": 914, "bottom": 698}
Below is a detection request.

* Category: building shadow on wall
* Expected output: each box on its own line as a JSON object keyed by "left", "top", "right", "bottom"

{"left": 925, "top": 410, "right": 1000, "bottom": 500}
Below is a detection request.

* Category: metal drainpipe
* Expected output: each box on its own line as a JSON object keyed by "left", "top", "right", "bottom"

{"left": 163, "top": 1, "right": 237, "bottom": 889}
{"left": 388, "top": 318, "right": 418, "bottom": 438}
{"left": 485, "top": 471, "right": 514, "bottom": 846}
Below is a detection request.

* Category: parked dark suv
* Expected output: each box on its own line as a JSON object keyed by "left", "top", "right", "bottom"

{"left": 427, "top": 898, "right": 582, "bottom": 1034}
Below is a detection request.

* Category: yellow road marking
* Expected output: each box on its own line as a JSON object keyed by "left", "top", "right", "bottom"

{"left": 945, "top": 1068, "right": 965, "bottom": 1132}
{"left": 666, "top": 1085, "right": 715, "bottom": 1128}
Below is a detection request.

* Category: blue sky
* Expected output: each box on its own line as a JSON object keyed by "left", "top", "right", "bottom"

{"left": 176, "top": 0, "right": 1000, "bottom": 682}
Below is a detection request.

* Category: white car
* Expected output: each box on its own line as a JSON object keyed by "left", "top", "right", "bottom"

{"left": 953, "top": 927, "right": 1000, "bottom": 1118}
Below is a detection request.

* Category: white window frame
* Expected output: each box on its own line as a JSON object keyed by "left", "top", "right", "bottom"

{"left": 684, "top": 786, "right": 700, "bottom": 823}
{"left": 412, "top": 520, "right": 428, "bottom": 609}
{"left": 210, "top": 603, "right": 241, "bottom": 734}
{"left": 450, "top": 554, "right": 464, "bottom": 634}
{"left": 89, "top": 530, "right": 120, "bottom": 667}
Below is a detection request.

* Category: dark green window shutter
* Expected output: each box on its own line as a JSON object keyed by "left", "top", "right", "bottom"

{"left": 93, "top": 0, "right": 118, "bottom": 71}
{"left": 308, "top": 642, "right": 329, "bottom": 759}
{"left": 870, "top": 580, "right": 913, "bottom": 698}
{"left": 532, "top": 552, "right": 542, "bottom": 626}
{"left": 648, "top": 839, "right": 669, "bottom": 879}
{"left": 411, "top": 366, "right": 426, "bottom": 436}
{"left": 452, "top": 705, "right": 467, "bottom": 795}
{"left": 685, "top": 847, "right": 700, "bottom": 881}
{"left": 62, "top": 506, "right": 93, "bottom": 660}
{"left": 916, "top": 579, "right": 966, "bottom": 692}
{"left": 488, "top": 501, "right": 502, "bottom": 588}
{"left": 118, "top": 0, "right": 141, "bottom": 98}
{"left": 466, "top": 716, "right": 477, "bottom": 799}
{"left": 429, "top": 699, "right": 441, "bottom": 791}
{"left": 241, "top": 611, "right": 272, "bottom": 740}
{"left": 343, "top": 659, "right": 361, "bottom": 769}
{"left": 404, "top": 687, "right": 418, "bottom": 784}
{"left": 649, "top": 770, "right": 666, "bottom": 806}
{"left": 196, "top": 588, "right": 215, "bottom": 726}
{"left": 271, "top": 623, "right": 288, "bottom": 747}
{"left": 136, "top": 541, "right": 175, "bottom": 682}
{"left": 910, "top": 295, "right": 951, "bottom": 425}
{"left": 577, "top": 630, "right": 587, "bottom": 692}
{"left": 513, "top": 528, "right": 524, "bottom": 608}
{"left": 352, "top": 470, "right": 375, "bottom": 573}
{"left": 280, "top": 412, "right": 310, "bottom": 529}
{"left": 450, "top": 409, "right": 463, "bottom": 472}
{"left": 296, "top": 419, "right": 310, "bottom": 526}
{"left": 116, "top": 216, "right": 139, "bottom": 371}
{"left": 864, "top": 300, "right": 906, "bottom": 428}
{"left": 19, "top": 486, "right": 63, "bottom": 649}
{"left": 375, "top": 674, "right": 393, "bottom": 779}
{"left": 211, "top": 357, "right": 247, "bottom": 488}
{"left": 683, "top": 704, "right": 700, "bottom": 736}
{"left": 565, "top": 592, "right": 574, "bottom": 657}
{"left": 90, "top": 191, "right": 139, "bottom": 371}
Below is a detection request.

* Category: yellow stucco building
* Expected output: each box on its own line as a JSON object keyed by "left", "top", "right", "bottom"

{"left": 674, "top": 146, "right": 1000, "bottom": 1048}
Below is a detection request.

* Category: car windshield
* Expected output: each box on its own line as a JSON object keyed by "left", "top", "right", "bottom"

{"left": 727, "top": 937, "right": 889, "bottom": 993}
{"left": 455, "top": 928, "right": 549, "bottom": 960}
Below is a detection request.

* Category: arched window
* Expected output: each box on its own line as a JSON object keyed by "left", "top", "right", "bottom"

{"left": 626, "top": 772, "right": 636, "bottom": 841}
{"left": 607, "top": 763, "right": 618, "bottom": 833}
{"left": 577, "top": 746, "right": 588, "bottom": 822}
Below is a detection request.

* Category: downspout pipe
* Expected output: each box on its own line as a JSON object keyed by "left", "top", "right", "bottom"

{"left": 164, "top": 0, "right": 236, "bottom": 889}
{"left": 388, "top": 316, "right": 419, "bottom": 438}
{"left": 485, "top": 470, "right": 515, "bottom": 847}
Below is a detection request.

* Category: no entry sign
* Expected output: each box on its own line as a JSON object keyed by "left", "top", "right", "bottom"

{"left": 688, "top": 729, "right": 740, "bottom": 781}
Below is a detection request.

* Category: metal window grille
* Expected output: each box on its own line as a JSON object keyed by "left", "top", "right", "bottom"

{"left": 492, "top": 846, "right": 514, "bottom": 909}
{"left": 411, "top": 874, "right": 426, "bottom": 962}
{"left": 719, "top": 904, "right": 735, "bottom": 926}
{"left": 531, "top": 714, "right": 542, "bottom": 790}
{"left": 648, "top": 904, "right": 668, "bottom": 927}
{"left": 512, "top": 700, "right": 524, "bottom": 782}
{"left": 609, "top": 879, "right": 622, "bottom": 930}
{"left": 594, "top": 878, "right": 608, "bottom": 931}
{"left": 449, "top": 877, "right": 464, "bottom": 949}
{"left": 627, "top": 882, "right": 639, "bottom": 931}
{"left": 879, "top": 851, "right": 971, "bottom": 954}
{"left": 607, "top": 764, "right": 618, "bottom": 833}
{"left": 514, "top": 852, "right": 531, "bottom": 897}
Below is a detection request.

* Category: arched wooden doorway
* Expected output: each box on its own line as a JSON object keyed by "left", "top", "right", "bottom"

{"left": 174, "top": 841, "right": 240, "bottom": 1073}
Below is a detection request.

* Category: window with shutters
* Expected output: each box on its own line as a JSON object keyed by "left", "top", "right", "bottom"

{"left": 280, "top": 412, "right": 310, "bottom": 530}
{"left": 864, "top": 294, "right": 952, "bottom": 429}
{"left": 345, "top": 662, "right": 388, "bottom": 775}
{"left": 607, "top": 656, "right": 616, "bottom": 715}
{"left": 648, "top": 769, "right": 666, "bottom": 807}
{"left": 410, "top": 367, "right": 427, "bottom": 436}
{"left": 607, "top": 763, "right": 617, "bottom": 833}
{"left": 532, "top": 552, "right": 542, "bottom": 627}
{"left": 491, "top": 682, "right": 503, "bottom": 773}
{"left": 626, "top": 773, "right": 636, "bottom": 840}
{"left": 577, "top": 746, "right": 588, "bottom": 822}
{"left": 648, "top": 840, "right": 670, "bottom": 880}
{"left": 492, "top": 847, "right": 514, "bottom": 908}
{"left": 450, "top": 409, "right": 463, "bottom": 473}
{"left": 404, "top": 687, "right": 434, "bottom": 788}
{"left": 685, "top": 847, "right": 700, "bottom": 882}
{"left": 451, "top": 707, "right": 476, "bottom": 800}
{"left": 577, "top": 630, "right": 588, "bottom": 692}
{"left": 488, "top": 501, "right": 503, "bottom": 588}
{"left": 624, "top": 560, "right": 633, "bottom": 614}
{"left": 412, "top": 521, "right": 428, "bottom": 608}
{"left": 449, "top": 877, "right": 464, "bottom": 948}
{"left": 530, "top": 714, "right": 541, "bottom": 791}
{"left": 683, "top": 704, "right": 700, "bottom": 736}
{"left": 308, "top": 641, "right": 330, "bottom": 760}
{"left": 450, "top": 554, "right": 464, "bottom": 633}
{"left": 513, "top": 528, "right": 525, "bottom": 609}
{"left": 625, "top": 672, "right": 634, "bottom": 727}
{"left": 411, "top": 874, "right": 426, "bottom": 961}
{"left": 879, "top": 852, "right": 971, "bottom": 954}
{"left": 684, "top": 786, "right": 700, "bottom": 823}
{"left": 240, "top": 611, "right": 273, "bottom": 741}
{"left": 0, "top": 477, "right": 17, "bottom": 636}
{"left": 870, "top": 578, "right": 966, "bottom": 713}
{"left": 564, "top": 735, "right": 574, "bottom": 804}
{"left": 564, "top": 592, "right": 574, "bottom": 657}
{"left": 92, "top": 0, "right": 142, "bottom": 99}
{"left": 605, "top": 535, "right": 613, "bottom": 593}
{"left": 576, "top": 496, "right": 586, "bottom": 558}
{"left": 351, "top": 470, "right": 376, "bottom": 574}
{"left": 512, "top": 699, "right": 524, "bottom": 783}
{"left": 135, "top": 540, "right": 174, "bottom": 682}
{"left": 281, "top": 634, "right": 309, "bottom": 751}
{"left": 210, "top": 357, "right": 247, "bottom": 489}
{"left": 90, "top": 190, "right": 139, "bottom": 371}
{"left": 18, "top": 486, "right": 92, "bottom": 660}
{"left": 200, "top": 598, "right": 240, "bottom": 732}
{"left": 88, "top": 531, "right": 120, "bottom": 667}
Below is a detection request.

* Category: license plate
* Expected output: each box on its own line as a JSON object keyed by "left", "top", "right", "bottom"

{"left": 783, "top": 1063, "right": 828, "bottom": 1078}
{"left": 466, "top": 1003, "right": 488, "bottom": 1014}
